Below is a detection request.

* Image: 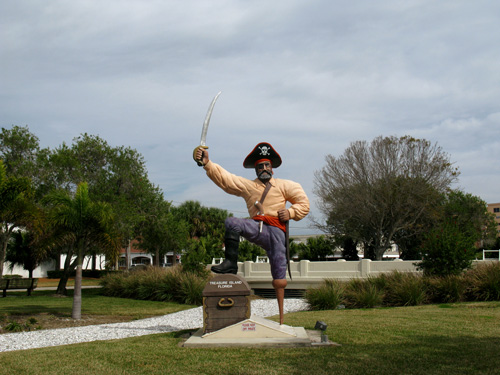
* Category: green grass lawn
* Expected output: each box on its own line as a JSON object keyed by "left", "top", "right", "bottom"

{"left": 36, "top": 277, "right": 102, "bottom": 288}
{"left": 0, "top": 288, "right": 194, "bottom": 319}
{"left": 1, "top": 290, "right": 499, "bottom": 375}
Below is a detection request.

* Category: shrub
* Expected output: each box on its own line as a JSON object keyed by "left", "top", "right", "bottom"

{"left": 344, "top": 278, "right": 384, "bottom": 308}
{"left": 425, "top": 274, "right": 466, "bottom": 303}
{"left": 4, "top": 318, "right": 40, "bottom": 332}
{"left": 119, "top": 272, "right": 142, "bottom": 299}
{"left": 5, "top": 321, "right": 24, "bottom": 332}
{"left": 305, "top": 265, "right": 500, "bottom": 311}
{"left": 155, "top": 266, "right": 184, "bottom": 302}
{"left": 99, "top": 272, "right": 126, "bottom": 297}
{"left": 99, "top": 265, "right": 210, "bottom": 305}
{"left": 178, "top": 272, "right": 207, "bottom": 305}
{"left": 381, "top": 272, "right": 427, "bottom": 306}
{"left": 464, "top": 262, "right": 500, "bottom": 301}
{"left": 369, "top": 273, "right": 390, "bottom": 291}
{"left": 136, "top": 267, "right": 168, "bottom": 301}
{"left": 305, "top": 278, "right": 345, "bottom": 310}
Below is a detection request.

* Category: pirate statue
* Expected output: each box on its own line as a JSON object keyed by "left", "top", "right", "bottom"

{"left": 193, "top": 142, "right": 309, "bottom": 325}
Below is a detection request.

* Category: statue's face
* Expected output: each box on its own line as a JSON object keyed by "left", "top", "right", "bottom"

{"left": 255, "top": 161, "right": 273, "bottom": 182}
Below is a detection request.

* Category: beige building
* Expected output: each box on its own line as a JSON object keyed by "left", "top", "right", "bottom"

{"left": 487, "top": 202, "right": 500, "bottom": 237}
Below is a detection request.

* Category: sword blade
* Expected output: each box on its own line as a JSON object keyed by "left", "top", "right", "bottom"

{"left": 200, "top": 91, "right": 221, "bottom": 146}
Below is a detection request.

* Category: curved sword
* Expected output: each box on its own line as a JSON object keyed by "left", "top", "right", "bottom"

{"left": 195, "top": 91, "right": 221, "bottom": 166}
{"left": 200, "top": 91, "right": 221, "bottom": 147}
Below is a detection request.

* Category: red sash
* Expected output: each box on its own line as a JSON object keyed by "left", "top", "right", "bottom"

{"left": 252, "top": 215, "right": 287, "bottom": 233}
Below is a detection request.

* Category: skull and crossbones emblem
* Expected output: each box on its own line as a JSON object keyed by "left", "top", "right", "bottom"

{"left": 258, "top": 145, "right": 271, "bottom": 156}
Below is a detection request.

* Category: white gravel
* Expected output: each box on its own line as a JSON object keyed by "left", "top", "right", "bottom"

{"left": 0, "top": 298, "right": 309, "bottom": 352}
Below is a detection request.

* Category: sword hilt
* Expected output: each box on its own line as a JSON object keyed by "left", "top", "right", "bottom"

{"left": 193, "top": 145, "right": 209, "bottom": 167}
{"left": 254, "top": 201, "right": 264, "bottom": 216}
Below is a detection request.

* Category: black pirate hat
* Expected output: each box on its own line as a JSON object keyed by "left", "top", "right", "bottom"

{"left": 243, "top": 142, "right": 282, "bottom": 169}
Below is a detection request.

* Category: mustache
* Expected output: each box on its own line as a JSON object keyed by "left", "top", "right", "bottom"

{"left": 258, "top": 170, "right": 272, "bottom": 179}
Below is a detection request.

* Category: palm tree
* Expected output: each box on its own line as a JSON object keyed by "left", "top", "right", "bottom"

{"left": 6, "top": 229, "right": 47, "bottom": 278}
{"left": 44, "top": 182, "right": 119, "bottom": 319}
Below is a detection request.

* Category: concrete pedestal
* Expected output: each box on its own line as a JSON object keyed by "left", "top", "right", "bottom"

{"left": 183, "top": 315, "right": 339, "bottom": 348}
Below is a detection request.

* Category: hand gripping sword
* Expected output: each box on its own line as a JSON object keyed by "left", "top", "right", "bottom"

{"left": 194, "top": 91, "right": 222, "bottom": 166}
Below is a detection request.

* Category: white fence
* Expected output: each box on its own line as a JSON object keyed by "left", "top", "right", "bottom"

{"left": 236, "top": 259, "right": 417, "bottom": 290}
{"left": 483, "top": 250, "right": 500, "bottom": 261}
{"left": 236, "top": 259, "right": 495, "bottom": 290}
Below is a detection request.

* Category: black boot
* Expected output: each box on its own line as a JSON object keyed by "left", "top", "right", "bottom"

{"left": 211, "top": 231, "right": 240, "bottom": 274}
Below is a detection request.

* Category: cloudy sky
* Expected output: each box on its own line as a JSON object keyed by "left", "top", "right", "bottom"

{"left": 2, "top": 1, "right": 499, "bottom": 236}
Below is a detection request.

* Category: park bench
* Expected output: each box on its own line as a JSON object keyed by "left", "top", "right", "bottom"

{"left": 0, "top": 278, "right": 38, "bottom": 297}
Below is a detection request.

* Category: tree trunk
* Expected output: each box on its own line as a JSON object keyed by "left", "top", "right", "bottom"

{"left": 0, "top": 226, "right": 13, "bottom": 278}
{"left": 56, "top": 253, "right": 77, "bottom": 295}
{"left": 364, "top": 242, "right": 376, "bottom": 260}
{"left": 155, "top": 248, "right": 160, "bottom": 267}
{"left": 0, "top": 236, "right": 7, "bottom": 278}
{"left": 55, "top": 250, "right": 61, "bottom": 271}
{"left": 72, "top": 254, "right": 83, "bottom": 319}
{"left": 375, "top": 240, "right": 392, "bottom": 260}
{"left": 126, "top": 240, "right": 131, "bottom": 269}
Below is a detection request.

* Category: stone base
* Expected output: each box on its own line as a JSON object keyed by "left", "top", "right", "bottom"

{"left": 183, "top": 315, "right": 340, "bottom": 348}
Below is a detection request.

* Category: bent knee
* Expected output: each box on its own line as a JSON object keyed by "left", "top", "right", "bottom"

{"left": 225, "top": 217, "right": 239, "bottom": 231}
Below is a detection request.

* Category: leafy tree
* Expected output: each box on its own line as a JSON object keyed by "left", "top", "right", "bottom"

{"left": 183, "top": 235, "right": 222, "bottom": 275}
{"left": 493, "top": 237, "right": 500, "bottom": 252}
{"left": 0, "top": 126, "right": 175, "bottom": 275}
{"left": 289, "top": 239, "right": 301, "bottom": 261}
{"left": 41, "top": 133, "right": 160, "bottom": 271}
{"left": 417, "top": 219, "right": 477, "bottom": 276}
{"left": 339, "top": 236, "right": 360, "bottom": 261}
{"left": 44, "top": 182, "right": 120, "bottom": 317}
{"left": 50, "top": 135, "right": 153, "bottom": 220}
{"left": 398, "top": 190, "right": 495, "bottom": 261}
{"left": 0, "top": 125, "right": 55, "bottom": 200}
{"left": 136, "top": 197, "right": 189, "bottom": 267}
{"left": 314, "top": 135, "right": 458, "bottom": 260}
{"left": 441, "top": 190, "right": 497, "bottom": 248}
{"left": 171, "top": 201, "right": 204, "bottom": 239}
{"left": 297, "top": 235, "right": 335, "bottom": 261}
{"left": 416, "top": 190, "right": 496, "bottom": 275}
{"left": 396, "top": 234, "right": 424, "bottom": 260}
{"left": 171, "top": 200, "right": 231, "bottom": 242}
{"left": 238, "top": 240, "right": 266, "bottom": 262}
{"left": 6, "top": 229, "right": 48, "bottom": 278}
{"left": 0, "top": 160, "right": 35, "bottom": 277}
{"left": 0, "top": 125, "right": 40, "bottom": 180}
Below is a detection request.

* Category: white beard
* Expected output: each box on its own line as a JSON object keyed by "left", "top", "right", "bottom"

{"left": 257, "top": 170, "right": 272, "bottom": 182}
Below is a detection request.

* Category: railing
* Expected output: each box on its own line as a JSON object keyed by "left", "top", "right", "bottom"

{"left": 482, "top": 249, "right": 500, "bottom": 261}
{"left": 237, "top": 259, "right": 420, "bottom": 290}
{"left": 233, "top": 258, "right": 497, "bottom": 290}
{"left": 255, "top": 256, "right": 269, "bottom": 263}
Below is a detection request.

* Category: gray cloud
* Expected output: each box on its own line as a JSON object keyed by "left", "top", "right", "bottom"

{"left": 1, "top": 0, "right": 499, "bottom": 235}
